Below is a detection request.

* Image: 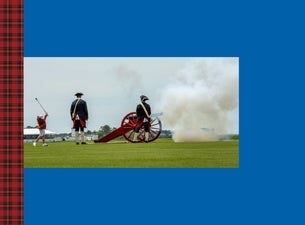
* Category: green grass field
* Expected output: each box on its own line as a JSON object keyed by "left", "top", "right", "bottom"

{"left": 24, "top": 138, "right": 239, "bottom": 168}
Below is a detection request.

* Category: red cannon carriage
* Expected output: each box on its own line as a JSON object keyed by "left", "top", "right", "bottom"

{"left": 94, "top": 112, "right": 162, "bottom": 143}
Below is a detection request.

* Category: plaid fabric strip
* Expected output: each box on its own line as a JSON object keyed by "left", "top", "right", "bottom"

{"left": 0, "top": 1, "right": 23, "bottom": 225}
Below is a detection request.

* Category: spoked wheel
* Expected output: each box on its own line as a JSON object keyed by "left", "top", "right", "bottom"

{"left": 121, "top": 112, "right": 139, "bottom": 143}
{"left": 147, "top": 116, "right": 162, "bottom": 142}
{"left": 121, "top": 112, "right": 162, "bottom": 143}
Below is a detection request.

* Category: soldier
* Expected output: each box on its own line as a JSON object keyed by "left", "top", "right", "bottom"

{"left": 70, "top": 92, "right": 88, "bottom": 144}
{"left": 133, "top": 95, "right": 151, "bottom": 143}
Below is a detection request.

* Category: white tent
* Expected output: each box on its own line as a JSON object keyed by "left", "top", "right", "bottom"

{"left": 24, "top": 128, "right": 56, "bottom": 135}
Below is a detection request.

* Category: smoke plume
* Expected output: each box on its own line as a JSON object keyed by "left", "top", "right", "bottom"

{"left": 114, "top": 64, "right": 143, "bottom": 98}
{"left": 156, "top": 58, "right": 239, "bottom": 142}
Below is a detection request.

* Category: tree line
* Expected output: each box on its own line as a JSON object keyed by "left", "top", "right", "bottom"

{"left": 26, "top": 125, "right": 116, "bottom": 138}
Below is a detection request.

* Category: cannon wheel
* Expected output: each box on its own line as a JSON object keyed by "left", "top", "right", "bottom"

{"left": 121, "top": 112, "right": 162, "bottom": 143}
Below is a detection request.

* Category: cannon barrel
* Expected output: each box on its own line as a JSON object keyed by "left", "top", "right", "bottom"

{"left": 94, "top": 112, "right": 162, "bottom": 143}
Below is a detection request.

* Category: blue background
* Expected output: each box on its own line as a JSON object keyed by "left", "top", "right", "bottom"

{"left": 24, "top": 0, "right": 305, "bottom": 224}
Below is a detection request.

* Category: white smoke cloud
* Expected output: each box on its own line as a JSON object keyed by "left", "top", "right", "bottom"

{"left": 113, "top": 64, "right": 143, "bottom": 98}
{"left": 156, "top": 57, "right": 239, "bottom": 142}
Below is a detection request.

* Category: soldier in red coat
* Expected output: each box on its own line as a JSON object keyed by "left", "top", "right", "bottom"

{"left": 33, "top": 112, "right": 48, "bottom": 147}
{"left": 70, "top": 92, "right": 89, "bottom": 144}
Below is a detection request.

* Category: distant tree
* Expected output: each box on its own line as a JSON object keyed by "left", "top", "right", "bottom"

{"left": 98, "top": 125, "right": 112, "bottom": 137}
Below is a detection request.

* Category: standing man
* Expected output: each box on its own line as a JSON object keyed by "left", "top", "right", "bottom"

{"left": 70, "top": 92, "right": 88, "bottom": 144}
{"left": 133, "top": 95, "right": 151, "bottom": 143}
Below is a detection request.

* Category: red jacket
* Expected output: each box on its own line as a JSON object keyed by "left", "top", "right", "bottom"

{"left": 37, "top": 115, "right": 47, "bottom": 129}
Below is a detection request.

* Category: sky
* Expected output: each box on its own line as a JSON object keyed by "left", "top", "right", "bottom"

{"left": 24, "top": 57, "right": 239, "bottom": 139}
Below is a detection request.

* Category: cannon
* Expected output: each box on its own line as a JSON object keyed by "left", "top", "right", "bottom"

{"left": 94, "top": 112, "right": 162, "bottom": 143}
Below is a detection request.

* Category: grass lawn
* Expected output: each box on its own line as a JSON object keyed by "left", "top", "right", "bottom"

{"left": 24, "top": 138, "right": 239, "bottom": 168}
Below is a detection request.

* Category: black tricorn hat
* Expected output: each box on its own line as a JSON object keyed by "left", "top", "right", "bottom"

{"left": 140, "top": 95, "right": 149, "bottom": 101}
{"left": 75, "top": 92, "right": 84, "bottom": 96}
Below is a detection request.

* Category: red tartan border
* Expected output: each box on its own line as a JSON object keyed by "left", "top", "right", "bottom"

{"left": 0, "top": 1, "right": 23, "bottom": 225}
